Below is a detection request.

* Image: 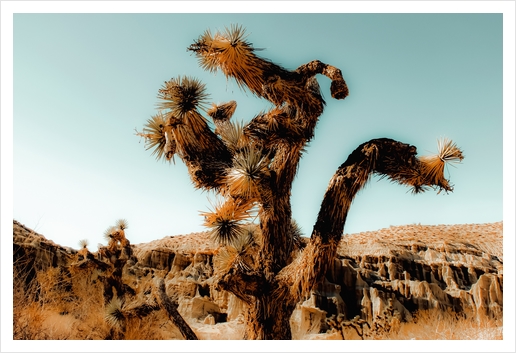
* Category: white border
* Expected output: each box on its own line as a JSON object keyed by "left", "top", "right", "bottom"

{"left": 2, "top": 1, "right": 514, "bottom": 352}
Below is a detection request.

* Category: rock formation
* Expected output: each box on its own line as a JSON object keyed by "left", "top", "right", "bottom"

{"left": 13, "top": 220, "right": 503, "bottom": 340}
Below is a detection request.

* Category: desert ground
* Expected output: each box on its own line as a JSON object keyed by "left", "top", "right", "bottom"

{"left": 13, "top": 219, "right": 503, "bottom": 340}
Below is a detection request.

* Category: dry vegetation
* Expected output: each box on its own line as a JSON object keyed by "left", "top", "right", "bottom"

{"left": 14, "top": 259, "right": 106, "bottom": 340}
{"left": 389, "top": 309, "right": 502, "bottom": 340}
{"left": 13, "top": 220, "right": 503, "bottom": 340}
{"left": 14, "top": 263, "right": 502, "bottom": 340}
{"left": 13, "top": 258, "right": 175, "bottom": 340}
{"left": 324, "top": 304, "right": 502, "bottom": 340}
{"left": 12, "top": 221, "right": 184, "bottom": 340}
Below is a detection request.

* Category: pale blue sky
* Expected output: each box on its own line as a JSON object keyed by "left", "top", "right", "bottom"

{"left": 8, "top": 12, "right": 509, "bottom": 252}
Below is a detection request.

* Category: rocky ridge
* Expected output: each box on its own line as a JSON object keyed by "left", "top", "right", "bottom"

{"left": 13, "top": 220, "right": 503, "bottom": 339}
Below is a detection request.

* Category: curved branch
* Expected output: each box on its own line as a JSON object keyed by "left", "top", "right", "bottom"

{"left": 188, "top": 26, "right": 348, "bottom": 131}
{"left": 165, "top": 113, "right": 233, "bottom": 190}
{"left": 295, "top": 60, "right": 349, "bottom": 100}
{"left": 138, "top": 78, "right": 235, "bottom": 191}
{"left": 157, "top": 279, "right": 198, "bottom": 340}
{"left": 277, "top": 138, "right": 463, "bottom": 301}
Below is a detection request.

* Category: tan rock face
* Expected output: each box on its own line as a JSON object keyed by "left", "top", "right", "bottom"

{"left": 14, "top": 220, "right": 75, "bottom": 271}
{"left": 329, "top": 222, "right": 503, "bottom": 322}
{"left": 13, "top": 220, "right": 502, "bottom": 339}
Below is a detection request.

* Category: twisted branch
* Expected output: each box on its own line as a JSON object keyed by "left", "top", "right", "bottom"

{"left": 277, "top": 138, "right": 463, "bottom": 302}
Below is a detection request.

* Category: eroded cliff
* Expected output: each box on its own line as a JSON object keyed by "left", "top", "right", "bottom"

{"left": 13, "top": 220, "right": 503, "bottom": 340}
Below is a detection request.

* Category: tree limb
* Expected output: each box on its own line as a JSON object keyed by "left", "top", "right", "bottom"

{"left": 277, "top": 138, "right": 463, "bottom": 301}
{"left": 295, "top": 60, "right": 349, "bottom": 100}
{"left": 157, "top": 279, "right": 198, "bottom": 340}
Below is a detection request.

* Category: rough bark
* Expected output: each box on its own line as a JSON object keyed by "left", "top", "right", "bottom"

{"left": 243, "top": 291, "right": 297, "bottom": 340}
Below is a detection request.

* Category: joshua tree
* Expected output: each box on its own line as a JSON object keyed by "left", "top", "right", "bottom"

{"left": 77, "top": 239, "right": 90, "bottom": 259}
{"left": 103, "top": 218, "right": 130, "bottom": 252}
{"left": 98, "top": 219, "right": 135, "bottom": 303}
{"left": 137, "top": 25, "right": 463, "bottom": 340}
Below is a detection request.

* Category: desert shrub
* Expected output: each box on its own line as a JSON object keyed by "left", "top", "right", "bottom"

{"left": 389, "top": 308, "right": 503, "bottom": 340}
{"left": 13, "top": 259, "right": 110, "bottom": 339}
{"left": 330, "top": 307, "right": 503, "bottom": 340}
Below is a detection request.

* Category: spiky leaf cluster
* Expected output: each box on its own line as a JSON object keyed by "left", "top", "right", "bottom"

{"left": 116, "top": 218, "right": 128, "bottom": 230}
{"left": 371, "top": 138, "right": 464, "bottom": 194}
{"left": 188, "top": 24, "right": 269, "bottom": 96}
{"left": 200, "top": 198, "right": 255, "bottom": 246}
{"left": 213, "top": 223, "right": 260, "bottom": 274}
{"left": 218, "top": 120, "right": 249, "bottom": 152}
{"left": 103, "top": 219, "right": 129, "bottom": 249}
{"left": 157, "top": 77, "right": 211, "bottom": 153}
{"left": 105, "top": 296, "right": 125, "bottom": 329}
{"left": 419, "top": 138, "right": 464, "bottom": 190}
{"left": 158, "top": 76, "right": 209, "bottom": 118}
{"left": 214, "top": 235, "right": 252, "bottom": 274}
{"left": 244, "top": 108, "right": 307, "bottom": 147}
{"left": 140, "top": 113, "right": 171, "bottom": 162}
{"left": 225, "top": 146, "right": 270, "bottom": 199}
{"left": 103, "top": 226, "right": 117, "bottom": 242}
{"left": 78, "top": 239, "right": 89, "bottom": 249}
{"left": 207, "top": 100, "right": 237, "bottom": 123}
{"left": 393, "top": 138, "right": 463, "bottom": 194}
{"left": 289, "top": 219, "right": 306, "bottom": 251}
{"left": 139, "top": 76, "right": 211, "bottom": 163}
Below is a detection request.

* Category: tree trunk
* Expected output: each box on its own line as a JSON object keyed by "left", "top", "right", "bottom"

{"left": 243, "top": 286, "right": 297, "bottom": 340}
{"left": 258, "top": 192, "right": 293, "bottom": 276}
